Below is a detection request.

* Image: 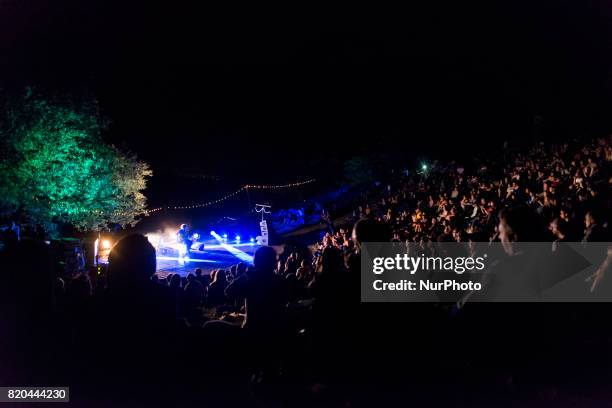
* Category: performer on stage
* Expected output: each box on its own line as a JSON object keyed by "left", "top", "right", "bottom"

{"left": 177, "top": 224, "right": 192, "bottom": 258}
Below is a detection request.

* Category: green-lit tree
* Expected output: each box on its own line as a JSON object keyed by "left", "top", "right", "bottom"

{"left": 0, "top": 89, "right": 151, "bottom": 235}
{"left": 343, "top": 154, "right": 389, "bottom": 186}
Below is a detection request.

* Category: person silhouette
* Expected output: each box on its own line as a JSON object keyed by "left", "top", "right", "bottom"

{"left": 176, "top": 224, "right": 192, "bottom": 258}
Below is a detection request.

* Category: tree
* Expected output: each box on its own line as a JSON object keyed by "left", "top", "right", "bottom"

{"left": 0, "top": 89, "right": 151, "bottom": 235}
{"left": 343, "top": 154, "right": 389, "bottom": 186}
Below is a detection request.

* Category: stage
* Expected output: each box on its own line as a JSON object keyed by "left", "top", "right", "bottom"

{"left": 95, "top": 226, "right": 269, "bottom": 278}
{"left": 154, "top": 244, "right": 261, "bottom": 277}
{"left": 148, "top": 234, "right": 262, "bottom": 278}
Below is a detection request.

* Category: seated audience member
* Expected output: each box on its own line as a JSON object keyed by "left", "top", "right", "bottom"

{"left": 97, "top": 234, "right": 176, "bottom": 389}
{"left": 194, "top": 268, "right": 209, "bottom": 287}
{"left": 207, "top": 269, "right": 228, "bottom": 307}
{"left": 583, "top": 210, "right": 609, "bottom": 242}
{"left": 225, "top": 246, "right": 287, "bottom": 380}
{"left": 184, "top": 273, "right": 204, "bottom": 311}
{"left": 296, "top": 259, "right": 313, "bottom": 283}
{"left": 225, "top": 246, "right": 287, "bottom": 333}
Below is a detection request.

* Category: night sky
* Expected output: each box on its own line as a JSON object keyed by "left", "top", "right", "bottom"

{"left": 2, "top": 1, "right": 612, "bottom": 205}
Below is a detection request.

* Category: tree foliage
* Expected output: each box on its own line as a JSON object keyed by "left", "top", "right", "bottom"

{"left": 343, "top": 154, "right": 389, "bottom": 186}
{"left": 0, "top": 89, "right": 151, "bottom": 234}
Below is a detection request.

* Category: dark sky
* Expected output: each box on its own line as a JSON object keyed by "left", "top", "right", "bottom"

{"left": 2, "top": 1, "right": 612, "bottom": 198}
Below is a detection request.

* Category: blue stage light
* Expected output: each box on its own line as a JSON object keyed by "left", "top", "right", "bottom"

{"left": 250, "top": 238, "right": 255, "bottom": 243}
{"left": 235, "top": 235, "right": 241, "bottom": 242}
{"left": 210, "top": 230, "right": 216, "bottom": 236}
{"left": 210, "top": 231, "right": 254, "bottom": 264}
{"left": 222, "top": 233, "right": 228, "bottom": 239}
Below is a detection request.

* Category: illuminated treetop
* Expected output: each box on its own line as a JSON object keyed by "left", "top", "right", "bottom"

{"left": 0, "top": 88, "right": 151, "bottom": 235}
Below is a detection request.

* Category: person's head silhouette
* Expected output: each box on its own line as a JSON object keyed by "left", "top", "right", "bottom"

{"left": 108, "top": 234, "right": 156, "bottom": 290}
{"left": 253, "top": 246, "right": 277, "bottom": 275}
{"left": 352, "top": 218, "right": 390, "bottom": 249}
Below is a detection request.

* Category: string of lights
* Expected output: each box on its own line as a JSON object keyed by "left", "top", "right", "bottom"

{"left": 143, "top": 178, "right": 316, "bottom": 215}
{"left": 244, "top": 179, "right": 316, "bottom": 189}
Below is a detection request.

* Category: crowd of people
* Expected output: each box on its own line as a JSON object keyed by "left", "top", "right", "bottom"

{"left": 1, "top": 136, "right": 611, "bottom": 405}
{"left": 338, "top": 137, "right": 611, "bottom": 245}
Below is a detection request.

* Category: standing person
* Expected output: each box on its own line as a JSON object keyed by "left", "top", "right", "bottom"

{"left": 10, "top": 221, "right": 20, "bottom": 242}
{"left": 321, "top": 209, "right": 334, "bottom": 234}
{"left": 176, "top": 224, "right": 192, "bottom": 258}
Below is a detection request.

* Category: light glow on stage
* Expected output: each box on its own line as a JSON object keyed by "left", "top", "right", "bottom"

{"left": 155, "top": 256, "right": 219, "bottom": 263}
{"left": 210, "top": 231, "right": 254, "bottom": 264}
{"left": 145, "top": 233, "right": 162, "bottom": 248}
{"left": 203, "top": 242, "right": 260, "bottom": 250}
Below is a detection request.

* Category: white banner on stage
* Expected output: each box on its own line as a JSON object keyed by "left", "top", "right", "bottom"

{"left": 258, "top": 220, "right": 269, "bottom": 246}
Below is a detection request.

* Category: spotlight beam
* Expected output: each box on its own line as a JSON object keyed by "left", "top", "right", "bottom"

{"left": 210, "top": 231, "right": 254, "bottom": 264}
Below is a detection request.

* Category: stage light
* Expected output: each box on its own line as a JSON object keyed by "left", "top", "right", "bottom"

{"left": 235, "top": 235, "right": 241, "bottom": 242}
{"left": 192, "top": 233, "right": 200, "bottom": 240}
{"left": 422, "top": 164, "right": 428, "bottom": 170}
{"left": 222, "top": 233, "right": 228, "bottom": 239}
{"left": 210, "top": 230, "right": 216, "bottom": 236}
{"left": 250, "top": 237, "right": 255, "bottom": 243}
{"left": 101, "top": 239, "right": 112, "bottom": 249}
